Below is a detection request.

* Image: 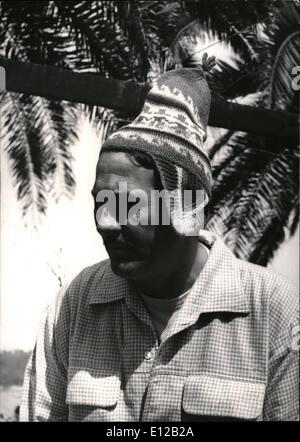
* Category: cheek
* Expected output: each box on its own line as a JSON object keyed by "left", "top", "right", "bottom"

{"left": 124, "top": 224, "right": 156, "bottom": 251}
{"left": 153, "top": 225, "right": 178, "bottom": 255}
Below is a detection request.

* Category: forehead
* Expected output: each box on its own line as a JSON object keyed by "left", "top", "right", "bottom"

{"left": 92, "top": 151, "right": 156, "bottom": 194}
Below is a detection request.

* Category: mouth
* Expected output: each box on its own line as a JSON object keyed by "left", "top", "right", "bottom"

{"left": 106, "top": 242, "right": 139, "bottom": 260}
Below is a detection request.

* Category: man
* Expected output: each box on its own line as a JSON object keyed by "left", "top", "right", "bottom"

{"left": 21, "top": 63, "right": 299, "bottom": 422}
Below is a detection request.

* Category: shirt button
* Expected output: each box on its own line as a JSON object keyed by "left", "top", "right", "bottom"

{"left": 144, "top": 351, "right": 152, "bottom": 361}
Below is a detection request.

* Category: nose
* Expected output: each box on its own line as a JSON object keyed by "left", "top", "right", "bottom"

{"left": 95, "top": 206, "right": 121, "bottom": 239}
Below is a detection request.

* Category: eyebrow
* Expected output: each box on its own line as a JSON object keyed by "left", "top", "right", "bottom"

{"left": 91, "top": 187, "right": 123, "bottom": 199}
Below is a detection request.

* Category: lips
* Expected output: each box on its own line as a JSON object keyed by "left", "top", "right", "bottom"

{"left": 106, "top": 242, "right": 137, "bottom": 259}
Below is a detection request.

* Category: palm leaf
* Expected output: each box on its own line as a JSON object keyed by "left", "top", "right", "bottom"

{"left": 180, "top": 0, "right": 271, "bottom": 62}
{"left": 1, "top": 91, "right": 47, "bottom": 215}
{"left": 0, "top": 0, "right": 298, "bottom": 265}
{"left": 269, "top": 30, "right": 300, "bottom": 109}
{"left": 43, "top": 99, "right": 77, "bottom": 199}
{"left": 208, "top": 130, "right": 299, "bottom": 263}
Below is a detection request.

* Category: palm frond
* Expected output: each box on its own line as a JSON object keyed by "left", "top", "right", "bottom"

{"left": 0, "top": 0, "right": 298, "bottom": 263}
{"left": 1, "top": 91, "right": 48, "bottom": 215}
{"left": 180, "top": 0, "right": 271, "bottom": 61}
{"left": 43, "top": 99, "right": 77, "bottom": 199}
{"left": 208, "top": 131, "right": 299, "bottom": 263}
{"left": 253, "top": 0, "right": 300, "bottom": 105}
{"left": 1, "top": 90, "right": 77, "bottom": 212}
{"left": 115, "top": 1, "right": 154, "bottom": 80}
{"left": 53, "top": 1, "right": 142, "bottom": 79}
{"left": 207, "top": 60, "right": 260, "bottom": 99}
{"left": 269, "top": 30, "right": 300, "bottom": 109}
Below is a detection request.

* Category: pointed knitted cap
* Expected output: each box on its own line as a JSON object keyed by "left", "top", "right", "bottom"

{"left": 101, "top": 67, "right": 212, "bottom": 235}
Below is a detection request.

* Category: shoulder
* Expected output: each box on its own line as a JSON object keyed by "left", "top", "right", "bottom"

{"left": 67, "top": 259, "right": 111, "bottom": 295}
{"left": 236, "top": 258, "right": 298, "bottom": 338}
{"left": 238, "top": 257, "right": 296, "bottom": 292}
{"left": 52, "top": 259, "right": 112, "bottom": 317}
{"left": 238, "top": 258, "right": 297, "bottom": 304}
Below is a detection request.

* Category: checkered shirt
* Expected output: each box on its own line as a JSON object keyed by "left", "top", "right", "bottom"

{"left": 20, "top": 232, "right": 299, "bottom": 422}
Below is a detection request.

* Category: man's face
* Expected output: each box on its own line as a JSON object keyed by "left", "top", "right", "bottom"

{"left": 92, "top": 151, "right": 179, "bottom": 280}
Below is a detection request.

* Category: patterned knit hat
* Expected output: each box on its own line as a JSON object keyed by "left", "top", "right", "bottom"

{"left": 101, "top": 67, "right": 212, "bottom": 236}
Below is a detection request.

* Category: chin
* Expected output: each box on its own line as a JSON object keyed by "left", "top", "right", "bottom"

{"left": 110, "top": 259, "right": 146, "bottom": 279}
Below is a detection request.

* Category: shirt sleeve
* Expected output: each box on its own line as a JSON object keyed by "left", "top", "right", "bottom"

{"left": 263, "top": 280, "right": 299, "bottom": 421}
{"left": 20, "top": 284, "right": 70, "bottom": 422}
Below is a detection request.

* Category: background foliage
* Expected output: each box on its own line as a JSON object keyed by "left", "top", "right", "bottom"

{"left": 0, "top": 0, "right": 299, "bottom": 264}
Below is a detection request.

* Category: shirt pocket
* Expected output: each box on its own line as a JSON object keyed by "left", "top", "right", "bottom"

{"left": 182, "top": 374, "right": 266, "bottom": 421}
{"left": 66, "top": 367, "right": 121, "bottom": 421}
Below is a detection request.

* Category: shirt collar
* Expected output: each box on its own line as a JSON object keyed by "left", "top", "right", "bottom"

{"left": 189, "top": 234, "right": 250, "bottom": 314}
{"left": 89, "top": 232, "right": 250, "bottom": 315}
{"left": 89, "top": 261, "right": 130, "bottom": 305}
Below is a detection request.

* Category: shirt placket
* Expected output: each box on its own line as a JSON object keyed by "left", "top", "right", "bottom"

{"left": 122, "top": 286, "right": 160, "bottom": 420}
{"left": 123, "top": 285, "right": 202, "bottom": 421}
{"left": 142, "top": 291, "right": 203, "bottom": 421}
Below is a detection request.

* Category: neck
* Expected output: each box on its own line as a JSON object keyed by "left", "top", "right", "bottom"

{"left": 135, "top": 239, "right": 208, "bottom": 299}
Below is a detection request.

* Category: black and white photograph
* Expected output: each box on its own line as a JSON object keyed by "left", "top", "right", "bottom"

{"left": 0, "top": 0, "right": 299, "bottom": 425}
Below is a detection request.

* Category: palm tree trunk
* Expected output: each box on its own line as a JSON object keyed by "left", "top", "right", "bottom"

{"left": 0, "top": 56, "right": 298, "bottom": 140}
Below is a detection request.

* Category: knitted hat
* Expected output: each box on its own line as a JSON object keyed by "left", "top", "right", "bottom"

{"left": 101, "top": 67, "right": 212, "bottom": 236}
